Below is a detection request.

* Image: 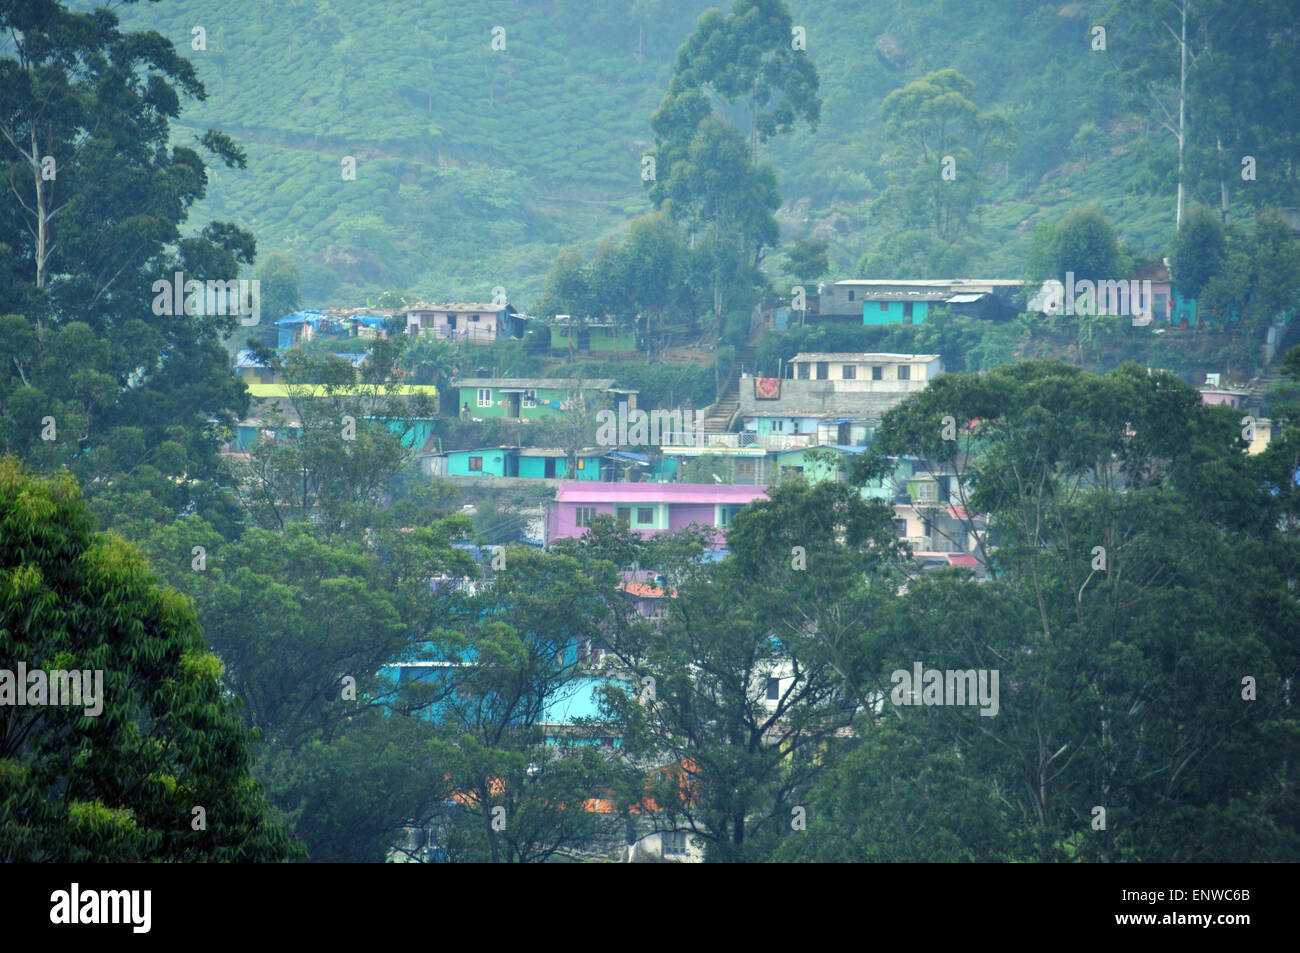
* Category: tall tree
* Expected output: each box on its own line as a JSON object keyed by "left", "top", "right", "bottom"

{"left": 600, "top": 481, "right": 906, "bottom": 861}
{"left": 872, "top": 69, "right": 1015, "bottom": 271}
{"left": 0, "top": 458, "right": 300, "bottom": 861}
{"left": 664, "top": 0, "right": 820, "bottom": 158}
{"left": 0, "top": 0, "right": 256, "bottom": 539}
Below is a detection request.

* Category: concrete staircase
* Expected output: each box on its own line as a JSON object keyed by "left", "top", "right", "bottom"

{"left": 701, "top": 346, "right": 757, "bottom": 433}
{"left": 702, "top": 386, "right": 740, "bottom": 433}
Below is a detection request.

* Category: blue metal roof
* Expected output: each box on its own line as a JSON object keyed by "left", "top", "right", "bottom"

{"left": 275, "top": 309, "right": 325, "bottom": 325}
{"left": 607, "top": 450, "right": 650, "bottom": 463}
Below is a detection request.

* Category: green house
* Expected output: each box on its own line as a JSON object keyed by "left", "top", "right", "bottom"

{"left": 548, "top": 321, "right": 637, "bottom": 353}
{"left": 455, "top": 377, "right": 618, "bottom": 421}
{"left": 774, "top": 447, "right": 857, "bottom": 484}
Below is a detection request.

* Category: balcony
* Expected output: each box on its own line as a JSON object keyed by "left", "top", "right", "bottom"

{"left": 659, "top": 431, "right": 818, "bottom": 451}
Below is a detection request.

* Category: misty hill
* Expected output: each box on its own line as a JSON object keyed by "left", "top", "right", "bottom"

{"left": 87, "top": 0, "right": 1279, "bottom": 307}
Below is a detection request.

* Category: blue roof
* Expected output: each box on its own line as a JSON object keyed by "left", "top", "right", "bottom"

{"left": 607, "top": 450, "right": 650, "bottom": 463}
{"left": 275, "top": 311, "right": 392, "bottom": 329}
{"left": 275, "top": 309, "right": 325, "bottom": 325}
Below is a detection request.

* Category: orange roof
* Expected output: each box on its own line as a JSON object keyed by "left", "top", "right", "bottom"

{"left": 582, "top": 758, "right": 699, "bottom": 814}
{"left": 447, "top": 775, "right": 506, "bottom": 806}
{"left": 620, "top": 582, "right": 675, "bottom": 598}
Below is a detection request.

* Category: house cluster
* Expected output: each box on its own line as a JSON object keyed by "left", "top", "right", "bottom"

{"left": 794, "top": 272, "right": 1205, "bottom": 328}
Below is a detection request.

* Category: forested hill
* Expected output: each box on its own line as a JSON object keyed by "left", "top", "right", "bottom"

{"left": 85, "top": 0, "right": 1295, "bottom": 306}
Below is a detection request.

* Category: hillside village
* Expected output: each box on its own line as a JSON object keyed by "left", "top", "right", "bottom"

{"left": 222, "top": 264, "right": 1295, "bottom": 863}
{"left": 230, "top": 267, "right": 1288, "bottom": 550}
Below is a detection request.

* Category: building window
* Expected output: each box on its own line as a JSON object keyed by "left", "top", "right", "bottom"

{"left": 842, "top": 365, "right": 856, "bottom": 379}
{"left": 663, "top": 831, "right": 687, "bottom": 856}
{"left": 893, "top": 518, "right": 907, "bottom": 537}
{"left": 576, "top": 458, "right": 586, "bottom": 471}
{"left": 522, "top": 389, "right": 537, "bottom": 408}
{"left": 872, "top": 366, "right": 883, "bottom": 380}
{"left": 636, "top": 507, "right": 654, "bottom": 526}
{"left": 916, "top": 481, "right": 937, "bottom": 501}
{"left": 717, "top": 504, "right": 742, "bottom": 527}
{"left": 773, "top": 419, "right": 786, "bottom": 433}
{"left": 797, "top": 362, "right": 810, "bottom": 380}
{"left": 736, "top": 459, "right": 756, "bottom": 480}
{"left": 816, "top": 362, "right": 829, "bottom": 380}
{"left": 576, "top": 507, "right": 597, "bottom": 527}
{"left": 476, "top": 387, "right": 492, "bottom": 408}
{"left": 766, "top": 677, "right": 780, "bottom": 701}
{"left": 897, "top": 365, "right": 911, "bottom": 380}
{"left": 880, "top": 302, "right": 890, "bottom": 311}
{"left": 848, "top": 290, "right": 855, "bottom": 302}
{"left": 468, "top": 456, "right": 483, "bottom": 472}
{"left": 616, "top": 507, "right": 632, "bottom": 526}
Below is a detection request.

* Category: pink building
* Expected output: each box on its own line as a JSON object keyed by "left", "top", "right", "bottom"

{"left": 545, "top": 482, "right": 768, "bottom": 547}
{"left": 1199, "top": 388, "right": 1247, "bottom": 409}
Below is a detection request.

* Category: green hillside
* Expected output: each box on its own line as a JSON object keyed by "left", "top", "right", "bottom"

{"left": 83, "top": 0, "right": 1286, "bottom": 307}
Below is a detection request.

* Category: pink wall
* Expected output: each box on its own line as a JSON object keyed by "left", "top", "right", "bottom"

{"left": 1200, "top": 390, "right": 1243, "bottom": 408}
{"left": 545, "top": 482, "right": 767, "bottom": 547}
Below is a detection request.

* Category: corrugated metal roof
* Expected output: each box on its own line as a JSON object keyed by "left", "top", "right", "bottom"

{"left": 405, "top": 302, "right": 502, "bottom": 312}
{"left": 789, "top": 352, "right": 941, "bottom": 363}
{"left": 455, "top": 377, "right": 616, "bottom": 390}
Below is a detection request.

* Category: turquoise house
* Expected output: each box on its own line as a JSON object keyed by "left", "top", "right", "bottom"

{"left": 445, "top": 447, "right": 511, "bottom": 477}
{"left": 433, "top": 446, "right": 603, "bottom": 479}
{"left": 775, "top": 445, "right": 864, "bottom": 484}
{"left": 516, "top": 448, "right": 602, "bottom": 480}
{"left": 862, "top": 299, "right": 929, "bottom": 325}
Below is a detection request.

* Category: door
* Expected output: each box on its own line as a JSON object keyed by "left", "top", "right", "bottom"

{"left": 506, "top": 393, "right": 521, "bottom": 418}
{"left": 544, "top": 458, "right": 557, "bottom": 478}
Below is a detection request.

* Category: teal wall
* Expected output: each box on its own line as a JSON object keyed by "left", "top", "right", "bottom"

{"left": 862, "top": 300, "right": 929, "bottom": 325}
{"left": 516, "top": 454, "right": 601, "bottom": 480}
{"left": 376, "top": 417, "right": 436, "bottom": 449}
{"left": 776, "top": 449, "right": 843, "bottom": 484}
{"left": 446, "top": 449, "right": 509, "bottom": 477}
{"left": 858, "top": 458, "right": 918, "bottom": 501}
{"left": 235, "top": 424, "right": 300, "bottom": 449}
{"left": 1170, "top": 288, "right": 1198, "bottom": 325}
